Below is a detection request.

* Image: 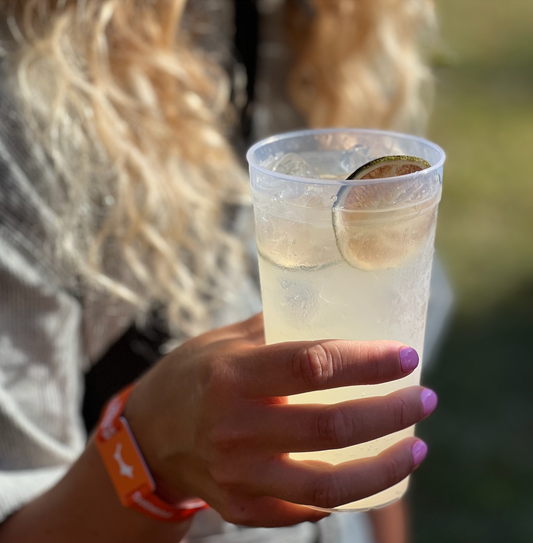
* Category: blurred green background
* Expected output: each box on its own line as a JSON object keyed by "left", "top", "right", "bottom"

{"left": 411, "top": 1, "right": 533, "bottom": 542}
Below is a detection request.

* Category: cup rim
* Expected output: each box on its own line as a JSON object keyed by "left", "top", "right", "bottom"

{"left": 246, "top": 128, "right": 446, "bottom": 186}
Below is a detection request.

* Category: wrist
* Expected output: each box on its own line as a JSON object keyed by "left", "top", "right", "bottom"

{"left": 96, "top": 384, "right": 208, "bottom": 522}
{"left": 122, "top": 381, "right": 195, "bottom": 505}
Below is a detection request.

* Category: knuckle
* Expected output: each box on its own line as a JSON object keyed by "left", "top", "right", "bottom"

{"left": 388, "top": 395, "right": 413, "bottom": 430}
{"left": 212, "top": 356, "right": 240, "bottom": 389}
{"left": 311, "top": 473, "right": 343, "bottom": 509}
{"left": 317, "top": 406, "right": 353, "bottom": 449}
{"left": 383, "top": 458, "right": 404, "bottom": 487}
{"left": 207, "top": 425, "right": 248, "bottom": 455}
{"left": 293, "top": 344, "right": 334, "bottom": 387}
{"left": 363, "top": 343, "right": 389, "bottom": 383}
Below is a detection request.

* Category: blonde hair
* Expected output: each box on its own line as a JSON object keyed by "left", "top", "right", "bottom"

{"left": 1, "top": 0, "right": 435, "bottom": 337}
{"left": 3, "top": 0, "right": 247, "bottom": 337}
{"left": 288, "top": 0, "right": 435, "bottom": 132}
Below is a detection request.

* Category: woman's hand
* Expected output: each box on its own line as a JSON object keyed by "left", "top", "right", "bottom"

{"left": 125, "top": 314, "right": 436, "bottom": 527}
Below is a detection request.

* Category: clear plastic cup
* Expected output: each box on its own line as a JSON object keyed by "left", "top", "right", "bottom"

{"left": 247, "top": 128, "right": 445, "bottom": 511}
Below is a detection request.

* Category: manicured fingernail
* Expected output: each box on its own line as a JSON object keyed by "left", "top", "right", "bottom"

{"left": 421, "top": 389, "right": 438, "bottom": 416}
{"left": 412, "top": 440, "right": 428, "bottom": 467}
{"left": 399, "top": 347, "right": 419, "bottom": 372}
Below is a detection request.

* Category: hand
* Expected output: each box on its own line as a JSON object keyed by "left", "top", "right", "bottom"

{"left": 125, "top": 314, "right": 435, "bottom": 527}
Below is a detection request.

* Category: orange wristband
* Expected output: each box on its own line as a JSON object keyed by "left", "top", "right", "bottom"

{"left": 95, "top": 384, "right": 209, "bottom": 523}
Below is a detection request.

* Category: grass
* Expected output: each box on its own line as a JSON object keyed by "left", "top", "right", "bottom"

{"left": 411, "top": 2, "right": 533, "bottom": 542}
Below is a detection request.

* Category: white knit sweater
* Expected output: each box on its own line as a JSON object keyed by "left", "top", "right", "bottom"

{"left": 0, "top": 66, "right": 375, "bottom": 542}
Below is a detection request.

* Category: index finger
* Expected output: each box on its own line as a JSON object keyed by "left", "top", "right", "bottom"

{"left": 227, "top": 339, "right": 419, "bottom": 398}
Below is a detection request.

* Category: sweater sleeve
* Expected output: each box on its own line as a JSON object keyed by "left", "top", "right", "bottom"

{"left": 0, "top": 235, "right": 86, "bottom": 523}
{"left": 0, "top": 72, "right": 88, "bottom": 521}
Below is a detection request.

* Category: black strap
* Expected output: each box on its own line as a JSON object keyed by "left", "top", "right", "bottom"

{"left": 233, "top": 0, "right": 259, "bottom": 143}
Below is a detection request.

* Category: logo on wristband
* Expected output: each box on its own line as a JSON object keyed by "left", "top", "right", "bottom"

{"left": 113, "top": 443, "right": 134, "bottom": 479}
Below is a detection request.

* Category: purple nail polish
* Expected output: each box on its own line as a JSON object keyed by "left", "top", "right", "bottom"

{"left": 399, "top": 347, "right": 419, "bottom": 372}
{"left": 412, "top": 441, "right": 428, "bottom": 467}
{"left": 421, "top": 389, "right": 438, "bottom": 416}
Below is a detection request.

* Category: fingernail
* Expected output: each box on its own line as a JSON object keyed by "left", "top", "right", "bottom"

{"left": 399, "top": 347, "right": 419, "bottom": 372}
{"left": 421, "top": 389, "right": 438, "bottom": 416}
{"left": 412, "top": 440, "right": 428, "bottom": 467}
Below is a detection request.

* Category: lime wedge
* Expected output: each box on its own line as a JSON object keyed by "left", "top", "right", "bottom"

{"left": 333, "top": 155, "right": 435, "bottom": 271}
{"left": 346, "top": 155, "right": 431, "bottom": 181}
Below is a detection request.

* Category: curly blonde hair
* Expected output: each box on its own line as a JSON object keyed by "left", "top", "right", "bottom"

{"left": 288, "top": 0, "right": 435, "bottom": 132}
{"left": 1, "top": 0, "right": 435, "bottom": 337}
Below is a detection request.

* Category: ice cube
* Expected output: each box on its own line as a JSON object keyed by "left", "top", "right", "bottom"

{"left": 340, "top": 144, "right": 371, "bottom": 175}
{"left": 273, "top": 153, "right": 320, "bottom": 179}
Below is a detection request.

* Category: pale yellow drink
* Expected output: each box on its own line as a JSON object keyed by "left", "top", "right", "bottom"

{"left": 247, "top": 129, "right": 445, "bottom": 511}
{"left": 254, "top": 196, "right": 438, "bottom": 510}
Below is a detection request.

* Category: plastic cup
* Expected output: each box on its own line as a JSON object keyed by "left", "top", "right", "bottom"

{"left": 247, "top": 128, "right": 445, "bottom": 511}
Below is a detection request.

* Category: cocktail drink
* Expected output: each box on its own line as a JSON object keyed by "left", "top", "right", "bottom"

{"left": 247, "top": 129, "right": 445, "bottom": 511}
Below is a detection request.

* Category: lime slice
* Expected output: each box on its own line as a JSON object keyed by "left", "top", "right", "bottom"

{"left": 346, "top": 155, "right": 431, "bottom": 181}
{"left": 333, "top": 156, "right": 436, "bottom": 271}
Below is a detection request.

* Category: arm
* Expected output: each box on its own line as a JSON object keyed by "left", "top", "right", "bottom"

{"left": 0, "top": 438, "right": 191, "bottom": 543}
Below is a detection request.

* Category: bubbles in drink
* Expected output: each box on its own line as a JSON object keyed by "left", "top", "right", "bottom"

{"left": 279, "top": 278, "right": 318, "bottom": 326}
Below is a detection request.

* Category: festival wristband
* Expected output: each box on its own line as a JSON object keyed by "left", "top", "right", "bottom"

{"left": 95, "top": 384, "right": 209, "bottom": 523}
